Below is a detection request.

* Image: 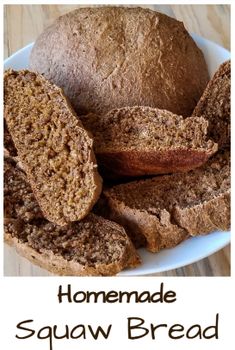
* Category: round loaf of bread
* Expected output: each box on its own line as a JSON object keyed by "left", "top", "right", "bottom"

{"left": 30, "top": 7, "right": 209, "bottom": 117}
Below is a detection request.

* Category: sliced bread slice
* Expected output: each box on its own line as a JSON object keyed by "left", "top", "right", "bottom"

{"left": 5, "top": 215, "right": 140, "bottom": 276}
{"left": 191, "top": 60, "right": 230, "bottom": 149}
{"left": 81, "top": 106, "right": 217, "bottom": 178}
{"left": 4, "top": 158, "right": 140, "bottom": 276}
{"left": 103, "top": 151, "right": 230, "bottom": 252}
{"left": 4, "top": 69, "right": 102, "bottom": 225}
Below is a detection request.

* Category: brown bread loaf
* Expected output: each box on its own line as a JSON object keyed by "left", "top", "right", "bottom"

{"left": 30, "top": 7, "right": 209, "bottom": 117}
{"left": 191, "top": 60, "right": 231, "bottom": 149}
{"left": 4, "top": 158, "right": 140, "bottom": 276}
{"left": 103, "top": 151, "right": 230, "bottom": 252}
{"left": 81, "top": 106, "right": 217, "bottom": 178}
{"left": 4, "top": 69, "right": 102, "bottom": 226}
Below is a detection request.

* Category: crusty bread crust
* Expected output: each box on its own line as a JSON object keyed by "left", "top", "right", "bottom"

{"left": 105, "top": 197, "right": 188, "bottom": 252}
{"left": 191, "top": 60, "right": 230, "bottom": 149}
{"left": 30, "top": 6, "right": 209, "bottom": 117}
{"left": 81, "top": 107, "right": 217, "bottom": 178}
{"left": 96, "top": 148, "right": 217, "bottom": 178}
{"left": 105, "top": 189, "right": 230, "bottom": 252}
{"left": 104, "top": 151, "right": 230, "bottom": 252}
{"left": 173, "top": 191, "right": 230, "bottom": 235}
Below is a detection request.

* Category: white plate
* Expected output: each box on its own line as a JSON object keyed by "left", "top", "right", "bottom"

{"left": 4, "top": 35, "right": 231, "bottom": 276}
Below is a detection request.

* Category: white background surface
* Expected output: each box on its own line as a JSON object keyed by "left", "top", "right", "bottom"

{"left": 1, "top": 278, "right": 234, "bottom": 349}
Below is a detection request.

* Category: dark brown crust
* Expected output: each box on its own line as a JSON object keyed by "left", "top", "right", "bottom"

{"left": 104, "top": 196, "right": 188, "bottom": 253}
{"left": 81, "top": 107, "right": 218, "bottom": 178}
{"left": 94, "top": 196, "right": 147, "bottom": 248}
{"left": 173, "top": 191, "right": 230, "bottom": 235}
{"left": 103, "top": 151, "right": 230, "bottom": 252}
{"left": 191, "top": 60, "right": 230, "bottom": 149}
{"left": 105, "top": 188, "right": 230, "bottom": 253}
{"left": 97, "top": 148, "right": 217, "bottom": 178}
{"left": 30, "top": 6, "right": 209, "bottom": 117}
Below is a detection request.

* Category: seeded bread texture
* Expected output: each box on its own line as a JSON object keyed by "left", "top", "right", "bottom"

{"left": 4, "top": 69, "right": 102, "bottom": 226}
{"left": 4, "top": 159, "right": 140, "bottom": 276}
{"left": 30, "top": 6, "right": 209, "bottom": 117}
{"left": 191, "top": 60, "right": 230, "bottom": 149}
{"left": 103, "top": 151, "right": 230, "bottom": 252}
{"left": 81, "top": 106, "right": 217, "bottom": 177}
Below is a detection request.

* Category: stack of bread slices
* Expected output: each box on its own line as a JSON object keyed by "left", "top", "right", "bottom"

{"left": 4, "top": 7, "right": 230, "bottom": 276}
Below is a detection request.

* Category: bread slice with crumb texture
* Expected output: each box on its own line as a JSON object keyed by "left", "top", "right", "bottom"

{"left": 4, "top": 69, "right": 102, "bottom": 225}
{"left": 4, "top": 158, "right": 140, "bottom": 276}
{"left": 81, "top": 106, "right": 217, "bottom": 178}
{"left": 5, "top": 215, "right": 140, "bottom": 276}
{"left": 103, "top": 151, "right": 230, "bottom": 252}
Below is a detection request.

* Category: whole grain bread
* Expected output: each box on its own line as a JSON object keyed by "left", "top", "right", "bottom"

{"left": 191, "top": 60, "right": 231, "bottom": 149}
{"left": 103, "top": 151, "right": 230, "bottom": 252}
{"left": 81, "top": 106, "right": 217, "bottom": 178}
{"left": 30, "top": 6, "right": 209, "bottom": 117}
{"left": 5, "top": 215, "right": 140, "bottom": 276}
{"left": 4, "top": 119, "right": 17, "bottom": 157}
{"left": 4, "top": 157, "right": 43, "bottom": 222}
{"left": 4, "top": 69, "right": 102, "bottom": 226}
{"left": 4, "top": 158, "right": 140, "bottom": 276}
{"left": 4, "top": 122, "right": 25, "bottom": 170}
